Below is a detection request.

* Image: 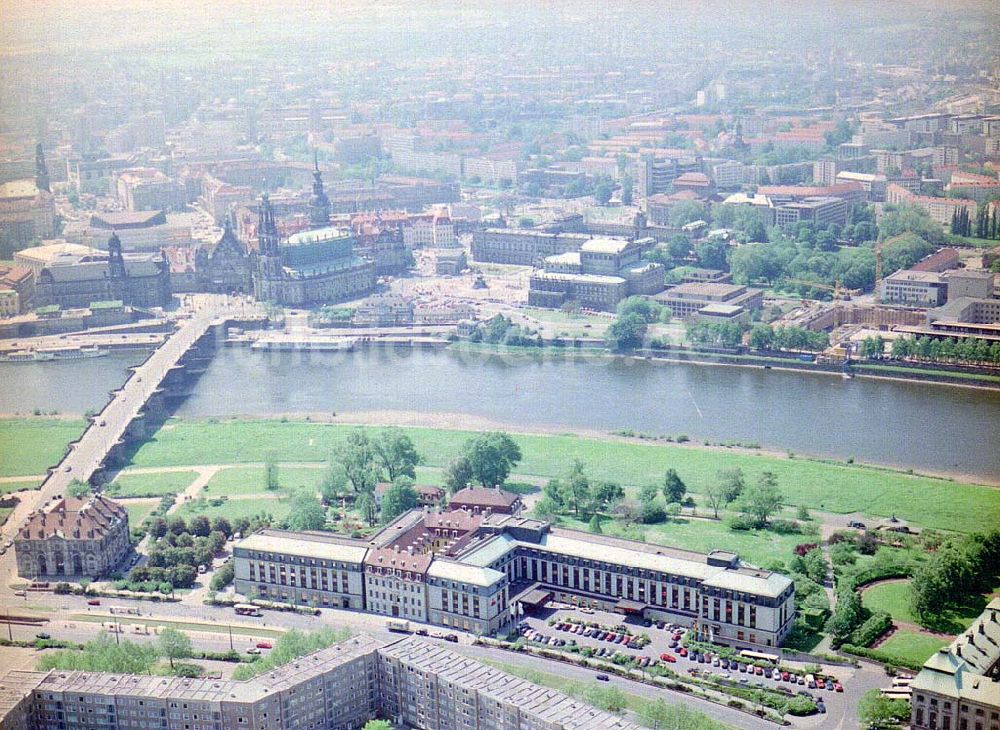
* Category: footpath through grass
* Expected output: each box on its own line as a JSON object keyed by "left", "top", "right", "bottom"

{"left": 0, "top": 419, "right": 87, "bottom": 478}
{"left": 125, "top": 418, "right": 1000, "bottom": 533}
{"left": 863, "top": 579, "right": 996, "bottom": 635}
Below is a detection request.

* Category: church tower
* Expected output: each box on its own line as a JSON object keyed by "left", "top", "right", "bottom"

{"left": 107, "top": 232, "right": 128, "bottom": 301}
{"left": 35, "top": 143, "right": 50, "bottom": 193}
{"left": 308, "top": 151, "right": 331, "bottom": 229}
{"left": 253, "top": 193, "right": 284, "bottom": 302}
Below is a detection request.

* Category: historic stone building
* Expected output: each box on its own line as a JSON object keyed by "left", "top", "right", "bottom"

{"left": 251, "top": 160, "right": 375, "bottom": 305}
{"left": 23, "top": 233, "right": 171, "bottom": 309}
{"left": 0, "top": 145, "right": 55, "bottom": 253}
{"left": 14, "top": 495, "right": 130, "bottom": 579}
{"left": 194, "top": 215, "right": 251, "bottom": 293}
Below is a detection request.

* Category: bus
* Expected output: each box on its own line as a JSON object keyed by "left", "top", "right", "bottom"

{"left": 109, "top": 606, "right": 140, "bottom": 616}
{"left": 739, "top": 649, "right": 780, "bottom": 665}
{"left": 386, "top": 619, "right": 411, "bottom": 633}
{"left": 234, "top": 603, "right": 262, "bottom": 617}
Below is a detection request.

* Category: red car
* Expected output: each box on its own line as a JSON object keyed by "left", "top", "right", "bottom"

{"left": 754, "top": 666, "right": 764, "bottom": 675}
{"left": 255, "top": 642, "right": 273, "bottom": 649}
{"left": 86, "top": 599, "right": 101, "bottom": 606}
{"left": 834, "top": 683, "right": 844, "bottom": 693}
{"left": 678, "top": 647, "right": 688, "bottom": 657}
{"left": 659, "top": 653, "right": 677, "bottom": 663}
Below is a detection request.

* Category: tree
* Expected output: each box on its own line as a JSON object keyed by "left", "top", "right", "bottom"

{"left": 373, "top": 428, "right": 422, "bottom": 482}
{"left": 443, "top": 456, "right": 474, "bottom": 493}
{"left": 336, "top": 430, "right": 379, "bottom": 493}
{"left": 584, "top": 684, "right": 627, "bottom": 713}
{"left": 356, "top": 492, "right": 379, "bottom": 528}
{"left": 638, "top": 483, "right": 660, "bottom": 504}
{"left": 695, "top": 239, "right": 728, "bottom": 270}
{"left": 616, "top": 296, "right": 663, "bottom": 323}
{"left": 825, "top": 590, "right": 863, "bottom": 645}
{"left": 606, "top": 312, "right": 647, "bottom": 351}
{"left": 662, "top": 469, "right": 686, "bottom": 503}
{"left": 718, "top": 468, "right": 745, "bottom": 504}
{"left": 748, "top": 324, "right": 774, "bottom": 350}
{"left": 149, "top": 517, "right": 169, "bottom": 539}
{"left": 362, "top": 722, "right": 393, "bottom": 730}
{"left": 211, "top": 517, "right": 233, "bottom": 538}
{"left": 704, "top": 481, "right": 729, "bottom": 519}
{"left": 738, "top": 472, "right": 782, "bottom": 527}
{"left": 68, "top": 480, "right": 91, "bottom": 499}
{"left": 588, "top": 515, "right": 603, "bottom": 534}
{"left": 857, "top": 689, "right": 910, "bottom": 729}
{"left": 158, "top": 628, "right": 192, "bottom": 669}
{"left": 560, "top": 460, "right": 590, "bottom": 516}
{"left": 381, "top": 478, "right": 420, "bottom": 523}
{"left": 210, "top": 560, "right": 235, "bottom": 590}
{"left": 462, "top": 432, "right": 522, "bottom": 487}
{"left": 589, "top": 481, "right": 624, "bottom": 513}
{"left": 640, "top": 500, "right": 667, "bottom": 524}
{"left": 594, "top": 181, "right": 612, "bottom": 206}
{"left": 189, "top": 515, "right": 211, "bottom": 538}
{"left": 667, "top": 235, "right": 692, "bottom": 260}
{"left": 621, "top": 175, "right": 634, "bottom": 205}
{"left": 287, "top": 491, "right": 327, "bottom": 532}
{"left": 264, "top": 456, "right": 279, "bottom": 491}
{"left": 533, "top": 495, "right": 560, "bottom": 520}
{"left": 319, "top": 461, "right": 348, "bottom": 504}
{"left": 802, "top": 548, "right": 828, "bottom": 584}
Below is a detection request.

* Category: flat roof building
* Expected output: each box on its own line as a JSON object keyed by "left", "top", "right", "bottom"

{"left": 655, "top": 282, "right": 764, "bottom": 321}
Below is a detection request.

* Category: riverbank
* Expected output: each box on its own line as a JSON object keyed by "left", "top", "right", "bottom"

{"left": 448, "top": 341, "right": 1000, "bottom": 391}
{"left": 24, "top": 415, "right": 992, "bottom": 532}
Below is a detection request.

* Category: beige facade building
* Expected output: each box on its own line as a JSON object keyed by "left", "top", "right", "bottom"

{"left": 910, "top": 598, "right": 1000, "bottom": 730}
{"left": 656, "top": 282, "right": 764, "bottom": 320}
{"left": 0, "top": 180, "right": 55, "bottom": 250}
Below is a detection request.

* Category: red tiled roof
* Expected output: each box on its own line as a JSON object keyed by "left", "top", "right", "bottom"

{"left": 20, "top": 495, "right": 127, "bottom": 541}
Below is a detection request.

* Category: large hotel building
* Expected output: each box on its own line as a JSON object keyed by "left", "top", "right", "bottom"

{"left": 0, "top": 635, "right": 641, "bottom": 730}
{"left": 233, "top": 507, "right": 795, "bottom": 649}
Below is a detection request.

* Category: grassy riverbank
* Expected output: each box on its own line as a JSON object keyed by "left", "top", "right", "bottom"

{"left": 126, "top": 418, "right": 1000, "bottom": 533}
{"left": 3, "top": 416, "right": 998, "bottom": 533}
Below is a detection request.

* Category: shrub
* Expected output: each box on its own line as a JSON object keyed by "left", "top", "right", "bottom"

{"left": 725, "top": 514, "right": 754, "bottom": 531}
{"left": 769, "top": 519, "right": 801, "bottom": 535}
{"left": 849, "top": 612, "right": 892, "bottom": 648}
{"left": 840, "top": 644, "right": 924, "bottom": 672}
{"left": 785, "top": 695, "right": 817, "bottom": 716}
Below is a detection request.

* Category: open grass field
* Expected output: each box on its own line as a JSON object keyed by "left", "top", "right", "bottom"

{"left": 0, "top": 419, "right": 86, "bottom": 477}
{"left": 176, "top": 495, "right": 291, "bottom": 524}
{"left": 121, "top": 501, "right": 157, "bottom": 527}
{"left": 0, "top": 478, "right": 43, "bottom": 494}
{"left": 863, "top": 580, "right": 996, "bottom": 635}
{"left": 108, "top": 471, "right": 198, "bottom": 498}
{"left": 562, "top": 515, "right": 804, "bottom": 568}
{"left": 202, "top": 465, "right": 324, "bottom": 497}
{"left": 125, "top": 418, "right": 1000, "bottom": 533}
{"left": 876, "top": 631, "right": 949, "bottom": 666}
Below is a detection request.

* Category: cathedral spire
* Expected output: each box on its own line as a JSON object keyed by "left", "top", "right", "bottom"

{"left": 35, "top": 143, "right": 50, "bottom": 193}
{"left": 308, "top": 151, "right": 331, "bottom": 230}
{"left": 258, "top": 193, "right": 280, "bottom": 255}
{"left": 107, "top": 232, "right": 127, "bottom": 280}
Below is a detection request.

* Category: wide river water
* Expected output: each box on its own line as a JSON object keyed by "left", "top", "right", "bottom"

{"left": 2, "top": 347, "right": 999, "bottom": 481}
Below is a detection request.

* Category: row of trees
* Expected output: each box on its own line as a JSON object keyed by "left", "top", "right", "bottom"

{"left": 748, "top": 324, "right": 830, "bottom": 352}
{"left": 38, "top": 629, "right": 195, "bottom": 675}
{"left": 889, "top": 335, "right": 1000, "bottom": 366}
{"left": 606, "top": 297, "right": 670, "bottom": 351}
{"left": 951, "top": 204, "right": 1000, "bottom": 241}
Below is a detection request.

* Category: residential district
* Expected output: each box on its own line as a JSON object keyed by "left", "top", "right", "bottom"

{"left": 0, "top": 3, "right": 999, "bottom": 730}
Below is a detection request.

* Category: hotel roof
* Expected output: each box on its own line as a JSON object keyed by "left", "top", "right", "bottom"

{"left": 236, "top": 528, "right": 370, "bottom": 563}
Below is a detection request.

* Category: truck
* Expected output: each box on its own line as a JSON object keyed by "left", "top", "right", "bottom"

{"left": 386, "top": 619, "right": 412, "bottom": 633}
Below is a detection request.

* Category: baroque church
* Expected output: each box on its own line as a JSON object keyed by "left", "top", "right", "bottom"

{"left": 251, "top": 158, "right": 376, "bottom": 305}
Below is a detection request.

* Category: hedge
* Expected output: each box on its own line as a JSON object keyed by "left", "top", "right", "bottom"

{"left": 849, "top": 612, "right": 893, "bottom": 648}
{"left": 840, "top": 644, "right": 925, "bottom": 672}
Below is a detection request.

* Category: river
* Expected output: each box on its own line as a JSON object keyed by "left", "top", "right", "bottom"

{"left": 2, "top": 346, "right": 999, "bottom": 481}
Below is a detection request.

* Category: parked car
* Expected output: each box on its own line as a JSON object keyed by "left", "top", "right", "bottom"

{"left": 825, "top": 680, "right": 834, "bottom": 691}
{"left": 444, "top": 634, "right": 458, "bottom": 643}
{"left": 817, "top": 702, "right": 827, "bottom": 714}
{"left": 595, "top": 674, "right": 610, "bottom": 682}
{"left": 35, "top": 633, "right": 51, "bottom": 640}
{"left": 246, "top": 647, "right": 261, "bottom": 655}
{"left": 256, "top": 642, "right": 273, "bottom": 649}
{"left": 847, "top": 520, "right": 867, "bottom": 529}
{"left": 834, "top": 683, "right": 844, "bottom": 693}
{"left": 415, "top": 628, "right": 428, "bottom": 636}
{"left": 87, "top": 599, "right": 101, "bottom": 606}
{"left": 678, "top": 648, "right": 688, "bottom": 657}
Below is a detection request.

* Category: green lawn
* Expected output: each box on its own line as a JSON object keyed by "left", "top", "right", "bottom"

{"left": 0, "top": 507, "right": 13, "bottom": 527}
{"left": 563, "top": 516, "right": 804, "bottom": 568}
{"left": 126, "top": 418, "right": 1000, "bottom": 533}
{"left": 877, "top": 631, "right": 949, "bottom": 666}
{"left": 108, "top": 471, "right": 198, "bottom": 498}
{"left": 176, "top": 496, "right": 291, "bottom": 524}
{"left": 121, "top": 501, "right": 157, "bottom": 527}
{"left": 0, "top": 419, "right": 87, "bottom": 477}
{"left": 864, "top": 580, "right": 995, "bottom": 635}
{"left": 0, "top": 478, "right": 43, "bottom": 494}
{"left": 202, "top": 465, "right": 323, "bottom": 497}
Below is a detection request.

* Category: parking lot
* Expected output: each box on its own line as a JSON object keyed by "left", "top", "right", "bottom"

{"left": 518, "top": 605, "right": 859, "bottom": 723}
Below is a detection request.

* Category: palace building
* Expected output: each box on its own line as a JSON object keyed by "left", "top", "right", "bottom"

{"left": 14, "top": 495, "right": 131, "bottom": 579}
{"left": 234, "top": 509, "right": 795, "bottom": 648}
{"left": 251, "top": 159, "right": 375, "bottom": 305}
